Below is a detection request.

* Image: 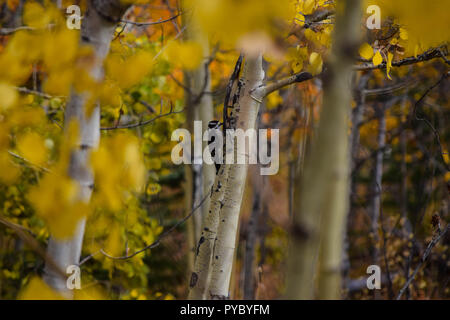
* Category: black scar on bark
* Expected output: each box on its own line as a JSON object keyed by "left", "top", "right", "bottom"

{"left": 196, "top": 236, "right": 205, "bottom": 256}
{"left": 291, "top": 222, "right": 310, "bottom": 240}
{"left": 189, "top": 272, "right": 198, "bottom": 288}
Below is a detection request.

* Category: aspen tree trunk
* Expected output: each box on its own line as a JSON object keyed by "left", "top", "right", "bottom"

{"left": 286, "top": 0, "right": 361, "bottom": 299}
{"left": 183, "top": 6, "right": 215, "bottom": 269}
{"left": 188, "top": 165, "right": 229, "bottom": 299}
{"left": 208, "top": 55, "right": 265, "bottom": 299}
{"left": 370, "top": 105, "right": 386, "bottom": 264}
{"left": 43, "top": 0, "right": 130, "bottom": 296}
{"left": 343, "top": 73, "right": 369, "bottom": 281}
{"left": 243, "top": 167, "right": 262, "bottom": 300}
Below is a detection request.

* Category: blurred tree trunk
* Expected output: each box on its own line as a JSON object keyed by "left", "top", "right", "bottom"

{"left": 243, "top": 166, "right": 262, "bottom": 299}
{"left": 183, "top": 0, "right": 215, "bottom": 272}
{"left": 370, "top": 104, "right": 386, "bottom": 264}
{"left": 286, "top": 0, "right": 361, "bottom": 299}
{"left": 343, "top": 73, "right": 370, "bottom": 282}
{"left": 43, "top": 0, "right": 130, "bottom": 296}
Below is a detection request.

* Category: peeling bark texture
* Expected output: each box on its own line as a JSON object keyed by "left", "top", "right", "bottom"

{"left": 286, "top": 0, "right": 361, "bottom": 299}
{"left": 43, "top": 0, "right": 130, "bottom": 296}
{"left": 208, "top": 55, "right": 265, "bottom": 299}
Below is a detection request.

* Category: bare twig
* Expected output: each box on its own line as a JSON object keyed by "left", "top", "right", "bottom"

{"left": 121, "top": 13, "right": 181, "bottom": 27}
{"left": 8, "top": 151, "right": 51, "bottom": 173}
{"left": 100, "top": 104, "right": 184, "bottom": 130}
{"left": 412, "top": 72, "right": 449, "bottom": 172}
{"left": 16, "top": 87, "right": 62, "bottom": 100}
{"left": 396, "top": 225, "right": 449, "bottom": 300}
{"left": 0, "top": 26, "right": 34, "bottom": 35}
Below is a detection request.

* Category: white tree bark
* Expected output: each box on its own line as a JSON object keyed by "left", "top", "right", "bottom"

{"left": 207, "top": 55, "right": 265, "bottom": 299}
{"left": 188, "top": 164, "right": 229, "bottom": 299}
{"left": 43, "top": 0, "right": 130, "bottom": 296}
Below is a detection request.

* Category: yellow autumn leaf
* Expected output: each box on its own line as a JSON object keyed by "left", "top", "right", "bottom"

{"left": 308, "top": 52, "right": 323, "bottom": 76}
{"left": 146, "top": 183, "right": 162, "bottom": 196}
{"left": 386, "top": 52, "right": 394, "bottom": 80}
{"left": 302, "top": 0, "right": 316, "bottom": 15}
{"left": 372, "top": 51, "right": 383, "bottom": 66}
{"left": 16, "top": 132, "right": 47, "bottom": 165}
{"left": 0, "top": 83, "right": 18, "bottom": 111}
{"left": 359, "top": 43, "right": 374, "bottom": 60}
{"left": 267, "top": 91, "right": 283, "bottom": 110}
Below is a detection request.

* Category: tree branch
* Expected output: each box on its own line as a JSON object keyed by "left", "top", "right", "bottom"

{"left": 262, "top": 72, "right": 313, "bottom": 97}
{"left": 354, "top": 46, "right": 449, "bottom": 71}
{"left": 121, "top": 13, "right": 181, "bottom": 27}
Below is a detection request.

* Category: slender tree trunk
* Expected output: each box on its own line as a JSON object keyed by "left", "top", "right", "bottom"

{"left": 343, "top": 73, "right": 369, "bottom": 283}
{"left": 188, "top": 164, "right": 229, "bottom": 299}
{"left": 43, "top": 0, "right": 130, "bottom": 296}
{"left": 183, "top": 2, "right": 215, "bottom": 270}
{"left": 370, "top": 104, "right": 386, "bottom": 264}
{"left": 286, "top": 0, "right": 361, "bottom": 299}
{"left": 243, "top": 167, "right": 262, "bottom": 300}
{"left": 208, "top": 54, "right": 265, "bottom": 299}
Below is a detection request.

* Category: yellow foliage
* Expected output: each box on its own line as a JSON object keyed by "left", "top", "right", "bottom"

{"left": 105, "top": 51, "right": 153, "bottom": 89}
{"left": 28, "top": 171, "right": 89, "bottom": 239}
{"left": 367, "top": 0, "right": 450, "bottom": 53}
{"left": 267, "top": 91, "right": 283, "bottom": 109}
{"left": 188, "top": 0, "right": 295, "bottom": 45}
{"left": 386, "top": 52, "right": 393, "bottom": 80}
{"left": 0, "top": 83, "right": 18, "bottom": 111}
{"left": 308, "top": 52, "right": 323, "bottom": 75}
{"left": 164, "top": 41, "right": 203, "bottom": 71}
{"left": 16, "top": 132, "right": 47, "bottom": 165}
{"left": 19, "top": 277, "right": 65, "bottom": 300}
{"left": 91, "top": 133, "right": 146, "bottom": 210}
{"left": 286, "top": 46, "right": 308, "bottom": 73}
{"left": 146, "top": 183, "right": 161, "bottom": 196}
{"left": 23, "top": 2, "right": 53, "bottom": 29}
{"left": 104, "top": 223, "right": 122, "bottom": 257}
{"left": 74, "top": 286, "right": 107, "bottom": 300}
{"left": 359, "top": 43, "right": 374, "bottom": 60}
{"left": 0, "top": 152, "right": 20, "bottom": 184}
{"left": 372, "top": 50, "right": 383, "bottom": 66}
